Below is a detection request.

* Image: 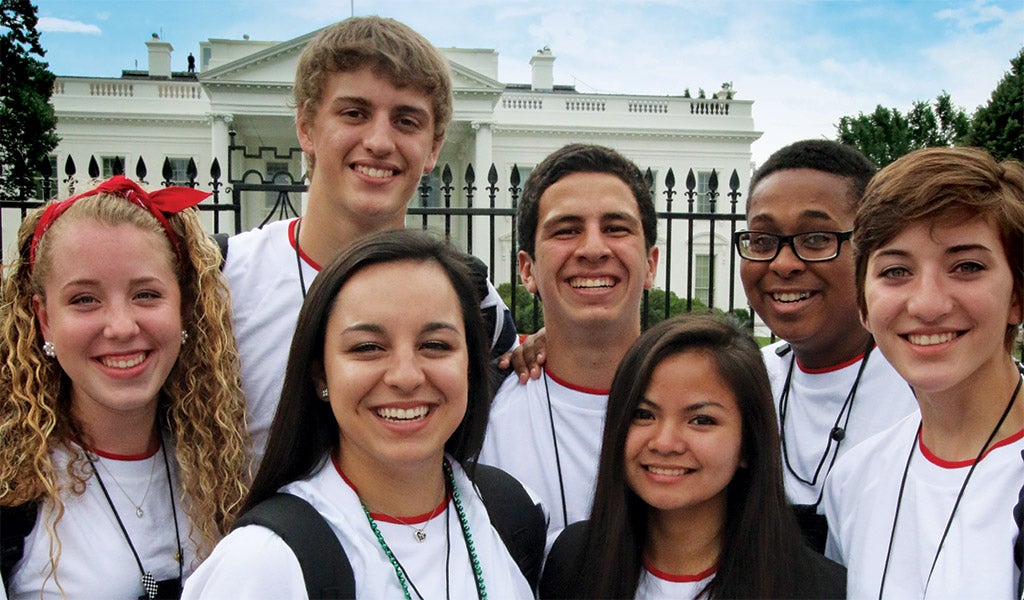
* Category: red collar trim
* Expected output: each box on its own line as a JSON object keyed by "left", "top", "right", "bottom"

{"left": 332, "top": 453, "right": 450, "bottom": 524}
{"left": 920, "top": 426, "right": 1024, "bottom": 468}
{"left": 797, "top": 346, "right": 872, "bottom": 374}
{"left": 545, "top": 367, "right": 609, "bottom": 395}
{"left": 642, "top": 556, "right": 717, "bottom": 582}
{"left": 288, "top": 218, "right": 322, "bottom": 271}
{"left": 72, "top": 436, "right": 161, "bottom": 461}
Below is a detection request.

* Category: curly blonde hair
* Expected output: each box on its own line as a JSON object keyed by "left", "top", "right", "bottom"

{"left": 0, "top": 191, "right": 250, "bottom": 586}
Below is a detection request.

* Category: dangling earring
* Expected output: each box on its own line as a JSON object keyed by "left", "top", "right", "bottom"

{"left": 180, "top": 330, "right": 189, "bottom": 345}
{"left": 42, "top": 340, "right": 56, "bottom": 358}
{"left": 321, "top": 388, "right": 329, "bottom": 399}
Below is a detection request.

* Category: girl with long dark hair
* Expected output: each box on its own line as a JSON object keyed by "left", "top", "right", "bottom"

{"left": 541, "top": 314, "right": 844, "bottom": 599}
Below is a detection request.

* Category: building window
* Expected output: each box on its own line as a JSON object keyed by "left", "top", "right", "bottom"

{"left": 35, "top": 154, "right": 59, "bottom": 200}
{"left": 696, "top": 170, "right": 714, "bottom": 212}
{"left": 512, "top": 165, "right": 532, "bottom": 201}
{"left": 264, "top": 161, "right": 293, "bottom": 211}
{"left": 647, "top": 168, "right": 658, "bottom": 203}
{"left": 418, "top": 169, "right": 441, "bottom": 208}
{"left": 695, "top": 254, "right": 710, "bottom": 305}
{"left": 166, "top": 157, "right": 191, "bottom": 184}
{"left": 101, "top": 156, "right": 127, "bottom": 178}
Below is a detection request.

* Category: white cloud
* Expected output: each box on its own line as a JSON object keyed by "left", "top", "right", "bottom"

{"left": 37, "top": 17, "right": 101, "bottom": 34}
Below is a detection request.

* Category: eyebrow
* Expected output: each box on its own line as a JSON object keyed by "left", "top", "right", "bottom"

{"left": 541, "top": 211, "right": 639, "bottom": 228}
{"left": 60, "top": 276, "right": 167, "bottom": 290}
{"left": 341, "top": 321, "right": 461, "bottom": 335}
{"left": 638, "top": 398, "right": 726, "bottom": 412}
{"left": 329, "top": 96, "right": 431, "bottom": 120}
{"left": 873, "top": 242, "right": 997, "bottom": 259}
{"left": 746, "top": 209, "right": 838, "bottom": 226}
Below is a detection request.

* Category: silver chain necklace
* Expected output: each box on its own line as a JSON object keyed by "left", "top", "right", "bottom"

{"left": 95, "top": 448, "right": 158, "bottom": 518}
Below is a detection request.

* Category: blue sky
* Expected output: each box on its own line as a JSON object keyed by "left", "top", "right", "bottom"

{"left": 30, "top": 0, "right": 1024, "bottom": 165}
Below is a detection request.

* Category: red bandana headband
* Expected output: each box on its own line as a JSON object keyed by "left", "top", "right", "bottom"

{"left": 29, "top": 175, "right": 211, "bottom": 268}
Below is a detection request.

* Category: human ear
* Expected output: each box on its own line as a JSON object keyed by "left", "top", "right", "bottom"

{"left": 644, "top": 246, "right": 659, "bottom": 290}
{"left": 33, "top": 294, "right": 52, "bottom": 341}
{"left": 423, "top": 136, "right": 444, "bottom": 173}
{"left": 313, "top": 361, "right": 328, "bottom": 402}
{"left": 296, "top": 109, "right": 316, "bottom": 157}
{"left": 518, "top": 251, "right": 539, "bottom": 295}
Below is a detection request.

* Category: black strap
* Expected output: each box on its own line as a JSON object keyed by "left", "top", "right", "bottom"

{"left": 232, "top": 494, "right": 354, "bottom": 600}
{"left": 1015, "top": 449, "right": 1024, "bottom": 599}
{"left": 1, "top": 502, "right": 39, "bottom": 593}
{"left": 472, "top": 463, "right": 546, "bottom": 590}
{"left": 211, "top": 232, "right": 230, "bottom": 271}
{"left": 459, "top": 252, "right": 518, "bottom": 361}
{"left": 234, "top": 466, "right": 545, "bottom": 597}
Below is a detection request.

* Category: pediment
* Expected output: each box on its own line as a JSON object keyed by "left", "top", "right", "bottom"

{"left": 199, "top": 27, "right": 504, "bottom": 95}
{"left": 199, "top": 30, "right": 316, "bottom": 86}
{"left": 449, "top": 62, "right": 504, "bottom": 94}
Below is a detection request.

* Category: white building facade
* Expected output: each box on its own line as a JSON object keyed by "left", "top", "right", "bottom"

{"left": 28, "top": 27, "right": 762, "bottom": 317}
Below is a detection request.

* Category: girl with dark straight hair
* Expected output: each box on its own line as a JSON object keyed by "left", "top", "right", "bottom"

{"left": 541, "top": 314, "right": 845, "bottom": 599}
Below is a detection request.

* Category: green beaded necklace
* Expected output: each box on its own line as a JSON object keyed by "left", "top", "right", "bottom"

{"left": 360, "top": 461, "right": 487, "bottom": 600}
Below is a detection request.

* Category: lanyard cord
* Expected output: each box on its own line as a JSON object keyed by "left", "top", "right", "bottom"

{"left": 542, "top": 369, "right": 570, "bottom": 528}
{"left": 294, "top": 218, "right": 308, "bottom": 299}
{"left": 87, "top": 437, "right": 183, "bottom": 600}
{"left": 878, "top": 373, "right": 1022, "bottom": 599}
{"left": 778, "top": 338, "right": 873, "bottom": 506}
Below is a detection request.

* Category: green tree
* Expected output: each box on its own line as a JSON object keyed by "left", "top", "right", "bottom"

{"left": 497, "top": 283, "right": 544, "bottom": 334}
{"left": 836, "top": 92, "right": 969, "bottom": 167}
{"left": 1, "top": 0, "right": 59, "bottom": 201}
{"left": 967, "top": 47, "right": 1023, "bottom": 162}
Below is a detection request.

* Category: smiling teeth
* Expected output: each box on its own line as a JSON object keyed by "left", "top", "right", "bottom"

{"left": 908, "top": 332, "right": 957, "bottom": 346}
{"left": 773, "top": 292, "right": 809, "bottom": 303}
{"left": 647, "top": 466, "right": 688, "bottom": 476}
{"left": 377, "top": 406, "right": 429, "bottom": 421}
{"left": 571, "top": 277, "right": 613, "bottom": 288}
{"left": 356, "top": 165, "right": 395, "bottom": 178}
{"left": 102, "top": 354, "right": 145, "bottom": 369}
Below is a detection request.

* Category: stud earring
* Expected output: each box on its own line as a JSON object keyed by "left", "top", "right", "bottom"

{"left": 321, "top": 388, "right": 329, "bottom": 399}
{"left": 42, "top": 340, "right": 56, "bottom": 358}
{"left": 181, "top": 330, "right": 189, "bottom": 345}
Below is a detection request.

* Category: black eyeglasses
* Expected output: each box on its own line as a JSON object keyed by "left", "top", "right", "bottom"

{"left": 733, "top": 230, "right": 853, "bottom": 262}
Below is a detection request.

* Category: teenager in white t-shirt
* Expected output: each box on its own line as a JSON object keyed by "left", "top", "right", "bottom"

{"left": 479, "top": 144, "right": 659, "bottom": 541}
{"left": 736, "top": 140, "right": 918, "bottom": 551}
{"left": 824, "top": 146, "right": 1024, "bottom": 598}
{"left": 185, "top": 230, "right": 538, "bottom": 599}
{"left": 1, "top": 179, "right": 249, "bottom": 599}
{"left": 540, "top": 316, "right": 845, "bottom": 599}
{"left": 222, "top": 17, "right": 516, "bottom": 467}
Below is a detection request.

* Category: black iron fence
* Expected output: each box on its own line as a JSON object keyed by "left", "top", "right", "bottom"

{"left": 2, "top": 150, "right": 754, "bottom": 336}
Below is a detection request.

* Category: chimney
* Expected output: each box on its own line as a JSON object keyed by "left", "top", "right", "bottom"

{"left": 530, "top": 46, "right": 554, "bottom": 91}
{"left": 146, "top": 33, "right": 173, "bottom": 78}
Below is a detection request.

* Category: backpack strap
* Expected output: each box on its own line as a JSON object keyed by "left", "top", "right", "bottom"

{"left": 539, "top": 520, "right": 589, "bottom": 599}
{"left": 1, "top": 502, "right": 39, "bottom": 592}
{"left": 232, "top": 493, "right": 354, "bottom": 599}
{"left": 1014, "top": 449, "right": 1023, "bottom": 599}
{"left": 459, "top": 252, "right": 518, "bottom": 361}
{"left": 471, "top": 463, "right": 546, "bottom": 590}
{"left": 211, "top": 232, "right": 230, "bottom": 271}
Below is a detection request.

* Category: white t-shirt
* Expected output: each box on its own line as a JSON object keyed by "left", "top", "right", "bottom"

{"left": 635, "top": 564, "right": 715, "bottom": 600}
{"left": 824, "top": 412, "right": 1024, "bottom": 599}
{"left": 225, "top": 218, "right": 516, "bottom": 464}
{"left": 6, "top": 442, "right": 194, "bottom": 600}
{"left": 479, "top": 368, "right": 607, "bottom": 541}
{"left": 183, "top": 456, "right": 533, "bottom": 599}
{"left": 762, "top": 340, "right": 917, "bottom": 507}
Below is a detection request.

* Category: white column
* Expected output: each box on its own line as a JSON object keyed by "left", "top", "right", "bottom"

{"left": 208, "top": 113, "right": 233, "bottom": 184}
{"left": 471, "top": 120, "right": 494, "bottom": 271}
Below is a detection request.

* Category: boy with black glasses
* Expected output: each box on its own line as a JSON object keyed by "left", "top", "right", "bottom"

{"left": 736, "top": 139, "right": 916, "bottom": 552}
